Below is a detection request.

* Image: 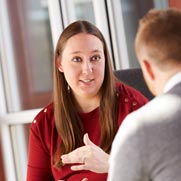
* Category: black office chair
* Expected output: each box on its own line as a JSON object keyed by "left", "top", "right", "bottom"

{"left": 114, "top": 68, "right": 154, "bottom": 100}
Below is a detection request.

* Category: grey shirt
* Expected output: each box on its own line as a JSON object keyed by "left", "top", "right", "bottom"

{"left": 108, "top": 82, "right": 181, "bottom": 181}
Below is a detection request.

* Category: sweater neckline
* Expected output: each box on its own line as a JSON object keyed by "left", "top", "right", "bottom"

{"left": 78, "top": 107, "right": 99, "bottom": 119}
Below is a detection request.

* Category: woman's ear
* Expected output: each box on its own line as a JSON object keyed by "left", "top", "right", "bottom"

{"left": 56, "top": 58, "right": 64, "bottom": 72}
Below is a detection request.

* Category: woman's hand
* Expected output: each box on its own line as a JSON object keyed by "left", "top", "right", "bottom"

{"left": 61, "top": 133, "right": 109, "bottom": 173}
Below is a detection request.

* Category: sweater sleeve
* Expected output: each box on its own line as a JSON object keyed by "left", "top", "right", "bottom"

{"left": 27, "top": 113, "right": 54, "bottom": 181}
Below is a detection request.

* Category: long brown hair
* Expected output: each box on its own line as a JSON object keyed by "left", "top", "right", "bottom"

{"left": 53, "top": 20, "right": 118, "bottom": 167}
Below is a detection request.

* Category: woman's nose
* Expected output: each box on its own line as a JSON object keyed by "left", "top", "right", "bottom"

{"left": 82, "top": 61, "right": 93, "bottom": 74}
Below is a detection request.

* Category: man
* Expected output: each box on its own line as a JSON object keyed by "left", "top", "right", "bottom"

{"left": 108, "top": 8, "right": 181, "bottom": 181}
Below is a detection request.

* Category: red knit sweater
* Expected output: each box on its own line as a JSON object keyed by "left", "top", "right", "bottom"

{"left": 27, "top": 82, "right": 148, "bottom": 181}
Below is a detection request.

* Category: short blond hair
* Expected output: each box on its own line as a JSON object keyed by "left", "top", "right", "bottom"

{"left": 135, "top": 8, "right": 181, "bottom": 70}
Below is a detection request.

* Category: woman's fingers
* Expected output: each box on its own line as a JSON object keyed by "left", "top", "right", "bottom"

{"left": 83, "top": 133, "right": 95, "bottom": 146}
{"left": 61, "top": 133, "right": 109, "bottom": 173}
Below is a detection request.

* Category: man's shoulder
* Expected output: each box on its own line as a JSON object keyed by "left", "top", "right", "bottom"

{"left": 125, "top": 93, "right": 181, "bottom": 131}
{"left": 168, "top": 82, "right": 181, "bottom": 96}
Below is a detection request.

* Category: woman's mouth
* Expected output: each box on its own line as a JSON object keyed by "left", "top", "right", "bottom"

{"left": 81, "top": 79, "right": 94, "bottom": 83}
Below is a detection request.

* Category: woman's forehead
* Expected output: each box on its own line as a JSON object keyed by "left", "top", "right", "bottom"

{"left": 62, "top": 33, "right": 104, "bottom": 54}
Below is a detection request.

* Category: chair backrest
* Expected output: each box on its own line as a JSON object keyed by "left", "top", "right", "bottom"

{"left": 114, "top": 68, "right": 154, "bottom": 100}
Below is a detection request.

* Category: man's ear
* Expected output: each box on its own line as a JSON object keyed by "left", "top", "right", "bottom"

{"left": 143, "top": 60, "right": 155, "bottom": 80}
{"left": 56, "top": 58, "right": 64, "bottom": 72}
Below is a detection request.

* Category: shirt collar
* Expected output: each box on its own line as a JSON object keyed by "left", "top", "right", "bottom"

{"left": 163, "top": 71, "right": 181, "bottom": 93}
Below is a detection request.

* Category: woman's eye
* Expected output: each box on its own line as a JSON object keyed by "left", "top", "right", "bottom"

{"left": 91, "top": 55, "right": 101, "bottom": 61}
{"left": 72, "top": 57, "right": 81, "bottom": 62}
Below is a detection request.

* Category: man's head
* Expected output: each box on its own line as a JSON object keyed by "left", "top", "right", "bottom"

{"left": 135, "top": 8, "right": 181, "bottom": 95}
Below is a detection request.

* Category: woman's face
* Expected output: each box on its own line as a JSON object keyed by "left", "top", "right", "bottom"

{"left": 57, "top": 33, "right": 105, "bottom": 101}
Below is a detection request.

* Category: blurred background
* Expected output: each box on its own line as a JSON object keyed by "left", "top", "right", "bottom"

{"left": 0, "top": 0, "right": 180, "bottom": 180}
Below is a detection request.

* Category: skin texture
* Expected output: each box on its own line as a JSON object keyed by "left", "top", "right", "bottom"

{"left": 61, "top": 133, "right": 109, "bottom": 173}
{"left": 137, "top": 50, "right": 181, "bottom": 96}
{"left": 57, "top": 33, "right": 105, "bottom": 113}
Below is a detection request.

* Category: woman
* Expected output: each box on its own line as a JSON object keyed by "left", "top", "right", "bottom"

{"left": 27, "top": 20, "right": 148, "bottom": 181}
